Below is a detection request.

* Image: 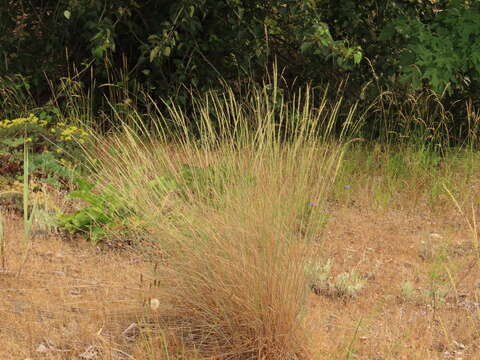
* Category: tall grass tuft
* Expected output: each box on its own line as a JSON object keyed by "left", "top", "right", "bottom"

{"left": 0, "top": 211, "right": 4, "bottom": 271}
{"left": 83, "top": 81, "right": 360, "bottom": 358}
{"left": 17, "top": 140, "right": 35, "bottom": 277}
{"left": 0, "top": 75, "right": 35, "bottom": 119}
{"left": 23, "top": 141, "right": 31, "bottom": 245}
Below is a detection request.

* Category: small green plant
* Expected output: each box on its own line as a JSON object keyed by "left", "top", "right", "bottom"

{"left": 306, "top": 259, "right": 366, "bottom": 299}
{"left": 333, "top": 270, "right": 367, "bottom": 298}
{"left": 401, "top": 282, "right": 450, "bottom": 305}
{"left": 420, "top": 286, "right": 449, "bottom": 305}
{"left": 403, "top": 253, "right": 452, "bottom": 306}
{"left": 401, "top": 281, "right": 416, "bottom": 302}
{"left": 57, "top": 178, "right": 146, "bottom": 244}
{"left": 305, "top": 258, "right": 333, "bottom": 294}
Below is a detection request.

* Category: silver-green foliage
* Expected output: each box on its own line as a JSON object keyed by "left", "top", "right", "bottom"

{"left": 306, "top": 258, "right": 366, "bottom": 299}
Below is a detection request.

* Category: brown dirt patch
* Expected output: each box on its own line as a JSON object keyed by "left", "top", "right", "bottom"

{"left": 309, "top": 204, "right": 480, "bottom": 359}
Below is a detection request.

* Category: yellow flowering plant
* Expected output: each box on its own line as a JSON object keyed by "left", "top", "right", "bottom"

{"left": 0, "top": 108, "right": 89, "bottom": 188}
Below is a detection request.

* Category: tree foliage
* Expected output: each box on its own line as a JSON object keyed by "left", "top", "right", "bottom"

{"left": 0, "top": 0, "right": 479, "bottom": 115}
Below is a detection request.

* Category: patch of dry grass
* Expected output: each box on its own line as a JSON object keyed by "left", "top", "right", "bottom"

{"left": 0, "top": 212, "right": 153, "bottom": 359}
{"left": 308, "top": 201, "right": 480, "bottom": 359}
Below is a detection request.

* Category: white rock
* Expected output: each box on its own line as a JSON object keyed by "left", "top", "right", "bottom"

{"left": 122, "top": 323, "right": 139, "bottom": 340}
{"left": 36, "top": 344, "right": 48, "bottom": 353}
{"left": 79, "top": 345, "right": 99, "bottom": 359}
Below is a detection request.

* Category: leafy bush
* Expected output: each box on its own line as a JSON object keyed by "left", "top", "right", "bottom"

{"left": 0, "top": 0, "right": 363, "bottom": 108}
{"left": 2, "top": 0, "right": 479, "bottom": 145}
{"left": 0, "top": 110, "right": 89, "bottom": 187}
{"left": 57, "top": 178, "right": 147, "bottom": 245}
{"left": 381, "top": 1, "right": 480, "bottom": 95}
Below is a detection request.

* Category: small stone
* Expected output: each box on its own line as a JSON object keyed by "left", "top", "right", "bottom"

{"left": 36, "top": 344, "right": 48, "bottom": 353}
{"left": 36, "top": 340, "right": 61, "bottom": 353}
{"left": 122, "top": 323, "right": 140, "bottom": 341}
{"left": 69, "top": 288, "right": 82, "bottom": 296}
{"left": 150, "top": 298, "right": 160, "bottom": 311}
{"left": 79, "top": 345, "right": 100, "bottom": 359}
{"left": 429, "top": 233, "right": 443, "bottom": 239}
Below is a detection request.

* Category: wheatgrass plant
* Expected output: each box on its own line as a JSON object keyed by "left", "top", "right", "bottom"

{"left": 16, "top": 141, "right": 34, "bottom": 277}
{"left": 0, "top": 75, "right": 35, "bottom": 120}
{"left": 0, "top": 210, "right": 4, "bottom": 271}
{"left": 81, "top": 80, "right": 360, "bottom": 358}
{"left": 23, "top": 141, "right": 31, "bottom": 245}
{"left": 367, "top": 84, "right": 455, "bottom": 147}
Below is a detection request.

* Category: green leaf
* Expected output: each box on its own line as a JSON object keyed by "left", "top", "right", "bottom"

{"left": 93, "top": 46, "right": 104, "bottom": 59}
{"left": 72, "top": 212, "right": 93, "bottom": 228}
{"left": 353, "top": 51, "right": 362, "bottom": 65}
{"left": 73, "top": 178, "right": 95, "bottom": 192}
{"left": 150, "top": 46, "right": 160, "bottom": 62}
{"left": 300, "top": 42, "right": 313, "bottom": 54}
{"left": 90, "top": 227, "right": 106, "bottom": 245}
{"left": 63, "top": 10, "right": 71, "bottom": 20}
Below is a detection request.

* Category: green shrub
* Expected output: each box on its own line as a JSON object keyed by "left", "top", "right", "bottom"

{"left": 57, "top": 178, "right": 145, "bottom": 245}
{"left": 0, "top": 110, "right": 89, "bottom": 187}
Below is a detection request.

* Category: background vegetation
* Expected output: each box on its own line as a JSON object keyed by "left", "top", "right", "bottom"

{"left": 1, "top": 0, "right": 479, "bottom": 139}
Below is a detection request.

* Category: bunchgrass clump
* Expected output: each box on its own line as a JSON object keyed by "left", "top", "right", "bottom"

{"left": 81, "top": 81, "right": 359, "bottom": 358}
{"left": 401, "top": 281, "right": 416, "bottom": 301}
